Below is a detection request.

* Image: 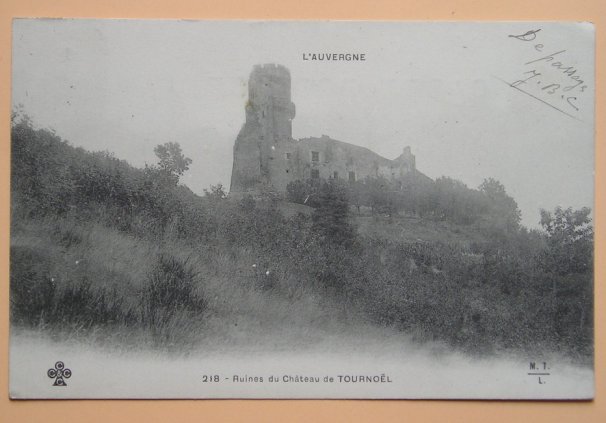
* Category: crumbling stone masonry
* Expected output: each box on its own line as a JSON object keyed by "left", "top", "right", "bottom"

{"left": 230, "top": 64, "right": 428, "bottom": 194}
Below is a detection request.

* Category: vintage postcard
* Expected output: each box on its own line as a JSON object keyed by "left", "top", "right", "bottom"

{"left": 9, "top": 20, "right": 594, "bottom": 399}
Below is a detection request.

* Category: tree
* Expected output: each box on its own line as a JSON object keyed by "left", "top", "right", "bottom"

{"left": 539, "top": 206, "right": 593, "bottom": 276}
{"left": 479, "top": 178, "right": 521, "bottom": 232}
{"left": 312, "top": 180, "right": 356, "bottom": 247}
{"left": 204, "top": 183, "right": 227, "bottom": 201}
{"left": 362, "top": 176, "right": 395, "bottom": 217}
{"left": 286, "top": 179, "right": 309, "bottom": 204}
{"left": 286, "top": 179, "right": 321, "bottom": 207}
{"left": 539, "top": 206, "right": 593, "bottom": 343}
{"left": 153, "top": 142, "right": 192, "bottom": 183}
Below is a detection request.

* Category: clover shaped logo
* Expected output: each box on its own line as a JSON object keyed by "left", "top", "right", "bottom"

{"left": 47, "top": 361, "right": 72, "bottom": 386}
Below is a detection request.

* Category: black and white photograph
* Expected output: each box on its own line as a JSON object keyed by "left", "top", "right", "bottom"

{"left": 9, "top": 20, "right": 594, "bottom": 399}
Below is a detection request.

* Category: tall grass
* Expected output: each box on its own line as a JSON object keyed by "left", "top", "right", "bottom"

{"left": 10, "top": 216, "right": 352, "bottom": 352}
{"left": 9, "top": 116, "right": 593, "bottom": 360}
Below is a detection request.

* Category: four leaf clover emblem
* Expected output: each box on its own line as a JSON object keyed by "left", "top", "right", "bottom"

{"left": 47, "top": 361, "right": 72, "bottom": 386}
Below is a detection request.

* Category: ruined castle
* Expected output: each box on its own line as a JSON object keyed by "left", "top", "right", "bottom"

{"left": 230, "top": 64, "right": 427, "bottom": 194}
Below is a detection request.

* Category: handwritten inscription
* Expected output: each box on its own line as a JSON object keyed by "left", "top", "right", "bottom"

{"left": 505, "top": 28, "right": 589, "bottom": 119}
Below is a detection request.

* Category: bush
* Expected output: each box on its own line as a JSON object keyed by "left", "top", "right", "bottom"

{"left": 9, "top": 113, "right": 593, "bottom": 359}
{"left": 286, "top": 179, "right": 321, "bottom": 207}
{"left": 141, "top": 254, "right": 206, "bottom": 331}
{"left": 53, "top": 281, "right": 134, "bottom": 328}
{"left": 312, "top": 180, "right": 356, "bottom": 247}
{"left": 52, "top": 221, "right": 84, "bottom": 248}
{"left": 10, "top": 245, "right": 56, "bottom": 326}
{"left": 10, "top": 244, "right": 135, "bottom": 329}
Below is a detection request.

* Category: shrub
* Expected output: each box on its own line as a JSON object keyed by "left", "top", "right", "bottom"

{"left": 141, "top": 254, "right": 206, "bottom": 331}
{"left": 10, "top": 245, "right": 56, "bottom": 326}
{"left": 52, "top": 221, "right": 84, "bottom": 248}
{"left": 9, "top": 113, "right": 593, "bottom": 360}
{"left": 53, "top": 281, "right": 133, "bottom": 328}
{"left": 10, "top": 244, "right": 134, "bottom": 329}
{"left": 312, "top": 180, "right": 356, "bottom": 248}
{"left": 286, "top": 179, "right": 321, "bottom": 207}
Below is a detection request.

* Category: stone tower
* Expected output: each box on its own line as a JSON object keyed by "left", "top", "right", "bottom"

{"left": 230, "top": 64, "right": 296, "bottom": 193}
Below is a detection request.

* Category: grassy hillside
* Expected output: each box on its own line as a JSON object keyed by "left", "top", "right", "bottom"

{"left": 10, "top": 115, "right": 594, "bottom": 360}
{"left": 355, "top": 214, "right": 487, "bottom": 246}
{"left": 11, "top": 217, "right": 356, "bottom": 352}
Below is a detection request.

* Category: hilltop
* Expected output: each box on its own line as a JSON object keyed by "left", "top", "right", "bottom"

{"left": 9, "top": 115, "right": 594, "bottom": 361}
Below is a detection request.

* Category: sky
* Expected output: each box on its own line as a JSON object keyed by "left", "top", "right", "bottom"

{"left": 12, "top": 20, "right": 595, "bottom": 228}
